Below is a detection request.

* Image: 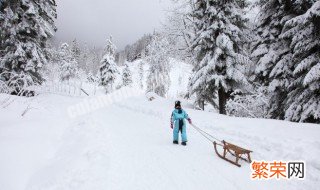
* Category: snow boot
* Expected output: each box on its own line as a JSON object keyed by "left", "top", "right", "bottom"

{"left": 181, "top": 142, "right": 187, "bottom": 146}
{"left": 173, "top": 140, "right": 178, "bottom": 144}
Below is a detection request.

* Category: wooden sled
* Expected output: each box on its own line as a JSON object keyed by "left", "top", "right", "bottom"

{"left": 213, "top": 140, "right": 252, "bottom": 167}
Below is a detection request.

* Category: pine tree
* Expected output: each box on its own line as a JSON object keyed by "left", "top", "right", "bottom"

{"left": 87, "top": 72, "right": 97, "bottom": 83}
{"left": 251, "top": 0, "right": 292, "bottom": 85}
{"left": 59, "top": 43, "right": 79, "bottom": 81}
{"left": 122, "top": 63, "right": 132, "bottom": 87}
{"left": 90, "top": 47, "right": 102, "bottom": 73}
{"left": 251, "top": 0, "right": 297, "bottom": 119}
{"left": 188, "top": 0, "right": 251, "bottom": 114}
{"left": 138, "top": 61, "right": 144, "bottom": 89}
{"left": 163, "top": 0, "right": 196, "bottom": 63}
{"left": 146, "top": 35, "right": 171, "bottom": 97}
{"left": 71, "top": 39, "right": 81, "bottom": 65}
{"left": 281, "top": 1, "right": 320, "bottom": 123}
{"left": 41, "top": 43, "right": 61, "bottom": 82}
{"left": 0, "top": 0, "right": 57, "bottom": 93}
{"left": 226, "top": 86, "right": 269, "bottom": 118}
{"left": 99, "top": 37, "right": 119, "bottom": 93}
{"left": 80, "top": 42, "right": 90, "bottom": 72}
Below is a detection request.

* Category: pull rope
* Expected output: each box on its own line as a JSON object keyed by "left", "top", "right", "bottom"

{"left": 190, "top": 123, "right": 223, "bottom": 146}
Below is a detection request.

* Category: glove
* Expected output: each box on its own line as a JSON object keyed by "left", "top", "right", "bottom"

{"left": 187, "top": 118, "right": 192, "bottom": 124}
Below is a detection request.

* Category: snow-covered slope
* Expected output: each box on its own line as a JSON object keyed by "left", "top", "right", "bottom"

{"left": 0, "top": 90, "right": 319, "bottom": 190}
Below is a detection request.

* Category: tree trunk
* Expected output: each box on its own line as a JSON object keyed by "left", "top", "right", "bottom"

{"left": 283, "top": 0, "right": 293, "bottom": 12}
{"left": 200, "top": 100, "right": 205, "bottom": 110}
{"left": 218, "top": 86, "right": 227, "bottom": 115}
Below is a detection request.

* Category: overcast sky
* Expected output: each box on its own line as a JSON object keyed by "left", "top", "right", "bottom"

{"left": 54, "top": 0, "right": 172, "bottom": 50}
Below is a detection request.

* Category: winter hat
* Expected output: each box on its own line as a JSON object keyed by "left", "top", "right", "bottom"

{"left": 175, "top": 101, "right": 181, "bottom": 108}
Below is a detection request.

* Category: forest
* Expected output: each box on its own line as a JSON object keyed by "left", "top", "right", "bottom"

{"left": 0, "top": 0, "right": 319, "bottom": 124}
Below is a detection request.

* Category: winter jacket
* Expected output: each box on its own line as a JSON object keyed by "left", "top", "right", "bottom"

{"left": 171, "top": 109, "right": 190, "bottom": 128}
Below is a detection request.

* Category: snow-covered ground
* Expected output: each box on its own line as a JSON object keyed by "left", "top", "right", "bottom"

{"left": 1, "top": 90, "right": 319, "bottom": 190}
{"left": 1, "top": 60, "right": 319, "bottom": 190}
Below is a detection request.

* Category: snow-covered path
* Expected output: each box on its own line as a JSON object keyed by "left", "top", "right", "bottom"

{"left": 1, "top": 92, "right": 319, "bottom": 190}
{"left": 93, "top": 101, "right": 237, "bottom": 190}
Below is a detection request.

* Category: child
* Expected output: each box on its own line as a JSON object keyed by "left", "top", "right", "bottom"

{"left": 170, "top": 101, "right": 192, "bottom": 146}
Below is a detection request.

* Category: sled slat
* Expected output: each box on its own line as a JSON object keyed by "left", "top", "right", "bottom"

{"left": 213, "top": 140, "right": 252, "bottom": 167}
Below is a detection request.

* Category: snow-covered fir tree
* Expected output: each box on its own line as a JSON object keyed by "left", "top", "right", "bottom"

{"left": 138, "top": 61, "right": 144, "bottom": 89}
{"left": 163, "top": 0, "right": 196, "bottom": 63}
{"left": 59, "top": 43, "right": 79, "bottom": 81}
{"left": 79, "top": 43, "right": 90, "bottom": 72}
{"left": 188, "top": 0, "right": 251, "bottom": 114}
{"left": 251, "top": 0, "right": 296, "bottom": 119}
{"left": 0, "top": 0, "right": 57, "bottom": 93}
{"left": 250, "top": 0, "right": 292, "bottom": 85}
{"left": 71, "top": 39, "right": 81, "bottom": 65}
{"left": 90, "top": 47, "right": 103, "bottom": 73}
{"left": 99, "top": 36, "right": 119, "bottom": 93}
{"left": 87, "top": 72, "right": 98, "bottom": 83}
{"left": 122, "top": 63, "right": 132, "bottom": 87}
{"left": 280, "top": 1, "right": 320, "bottom": 123}
{"left": 41, "top": 44, "right": 62, "bottom": 82}
{"left": 226, "top": 86, "right": 269, "bottom": 118}
{"left": 146, "top": 35, "right": 171, "bottom": 97}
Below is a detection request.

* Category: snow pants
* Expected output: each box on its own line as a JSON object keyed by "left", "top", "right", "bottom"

{"left": 173, "top": 125, "right": 187, "bottom": 142}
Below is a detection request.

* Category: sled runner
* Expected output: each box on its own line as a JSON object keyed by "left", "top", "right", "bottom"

{"left": 190, "top": 124, "right": 253, "bottom": 167}
{"left": 213, "top": 140, "right": 252, "bottom": 167}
